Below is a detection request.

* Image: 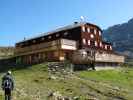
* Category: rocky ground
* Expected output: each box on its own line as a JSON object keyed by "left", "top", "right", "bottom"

{"left": 0, "top": 63, "right": 132, "bottom": 100}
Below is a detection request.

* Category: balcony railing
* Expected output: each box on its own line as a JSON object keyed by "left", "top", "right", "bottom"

{"left": 15, "top": 39, "right": 77, "bottom": 56}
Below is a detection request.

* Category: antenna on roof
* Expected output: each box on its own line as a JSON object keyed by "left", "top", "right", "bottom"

{"left": 24, "top": 37, "right": 26, "bottom": 40}
{"left": 80, "top": 16, "right": 85, "bottom": 22}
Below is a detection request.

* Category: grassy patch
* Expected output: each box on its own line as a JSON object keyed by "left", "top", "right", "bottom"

{"left": 0, "top": 63, "right": 133, "bottom": 100}
{"left": 78, "top": 68, "right": 133, "bottom": 88}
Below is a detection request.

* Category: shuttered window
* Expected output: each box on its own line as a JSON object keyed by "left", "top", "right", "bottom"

{"left": 87, "top": 27, "right": 90, "bottom": 33}
{"left": 95, "top": 41, "right": 98, "bottom": 46}
{"left": 100, "top": 42, "right": 102, "bottom": 47}
{"left": 88, "top": 40, "right": 90, "bottom": 45}
{"left": 48, "top": 36, "right": 52, "bottom": 39}
{"left": 82, "top": 26, "right": 85, "bottom": 32}
{"left": 110, "top": 46, "right": 112, "bottom": 50}
{"left": 99, "top": 31, "right": 101, "bottom": 36}
{"left": 56, "top": 34, "right": 60, "bottom": 37}
{"left": 82, "top": 38, "right": 86, "bottom": 44}
{"left": 90, "top": 28, "right": 94, "bottom": 33}
{"left": 105, "top": 45, "right": 107, "bottom": 50}
{"left": 41, "top": 37, "right": 45, "bottom": 40}
{"left": 90, "top": 34, "right": 94, "bottom": 38}
{"left": 94, "top": 29, "right": 97, "bottom": 35}
{"left": 90, "top": 40, "right": 95, "bottom": 46}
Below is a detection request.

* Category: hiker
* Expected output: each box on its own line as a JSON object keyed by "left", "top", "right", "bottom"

{"left": 90, "top": 62, "right": 95, "bottom": 70}
{"left": 1, "top": 71, "right": 14, "bottom": 100}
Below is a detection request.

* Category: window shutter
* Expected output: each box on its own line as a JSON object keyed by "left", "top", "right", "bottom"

{"left": 82, "top": 38, "right": 86, "bottom": 44}
{"left": 99, "top": 31, "right": 101, "bottom": 36}
{"left": 95, "top": 41, "right": 98, "bottom": 46}
{"left": 90, "top": 34, "right": 94, "bottom": 38}
{"left": 87, "top": 27, "right": 90, "bottom": 33}
{"left": 82, "top": 26, "right": 85, "bottom": 32}
{"left": 94, "top": 29, "right": 97, "bottom": 35}
{"left": 88, "top": 40, "right": 90, "bottom": 45}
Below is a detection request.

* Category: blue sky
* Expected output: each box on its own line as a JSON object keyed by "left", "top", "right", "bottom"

{"left": 0, "top": 0, "right": 133, "bottom": 46}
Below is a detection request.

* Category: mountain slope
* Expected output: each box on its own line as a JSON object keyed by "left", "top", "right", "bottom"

{"left": 103, "top": 18, "right": 133, "bottom": 58}
{"left": 0, "top": 47, "right": 14, "bottom": 59}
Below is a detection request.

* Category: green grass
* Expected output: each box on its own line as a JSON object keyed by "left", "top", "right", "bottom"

{"left": 78, "top": 68, "right": 133, "bottom": 88}
{"left": 77, "top": 68, "right": 133, "bottom": 99}
{"left": 0, "top": 63, "right": 133, "bottom": 100}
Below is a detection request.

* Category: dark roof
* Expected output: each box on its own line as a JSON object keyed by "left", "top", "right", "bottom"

{"left": 17, "top": 22, "right": 102, "bottom": 44}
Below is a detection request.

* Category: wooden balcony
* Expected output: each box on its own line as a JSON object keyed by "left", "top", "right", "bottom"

{"left": 15, "top": 39, "right": 77, "bottom": 56}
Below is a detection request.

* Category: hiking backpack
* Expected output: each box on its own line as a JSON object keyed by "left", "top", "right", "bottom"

{"left": 3, "top": 79, "right": 12, "bottom": 89}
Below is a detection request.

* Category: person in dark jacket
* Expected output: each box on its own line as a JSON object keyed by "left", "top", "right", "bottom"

{"left": 90, "top": 62, "right": 95, "bottom": 70}
{"left": 1, "top": 71, "right": 14, "bottom": 100}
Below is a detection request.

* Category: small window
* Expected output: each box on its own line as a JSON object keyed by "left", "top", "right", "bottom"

{"left": 90, "top": 40, "right": 95, "bottom": 46}
{"left": 87, "top": 27, "right": 90, "bottom": 33}
{"left": 87, "top": 51, "right": 90, "bottom": 54}
{"left": 94, "top": 29, "right": 97, "bottom": 35}
{"left": 48, "top": 36, "right": 52, "bottom": 39}
{"left": 90, "top": 28, "right": 94, "bottom": 33}
{"left": 33, "top": 40, "right": 36, "bottom": 43}
{"left": 100, "top": 42, "right": 102, "bottom": 47}
{"left": 110, "top": 46, "right": 112, "bottom": 50}
{"left": 90, "top": 34, "right": 94, "bottom": 38}
{"left": 19, "top": 44, "right": 23, "bottom": 47}
{"left": 99, "top": 31, "right": 101, "bottom": 36}
{"left": 88, "top": 40, "right": 90, "bottom": 45}
{"left": 82, "top": 26, "right": 85, "bottom": 32}
{"left": 82, "top": 38, "right": 86, "bottom": 44}
{"left": 41, "top": 37, "right": 45, "bottom": 40}
{"left": 95, "top": 41, "right": 98, "bottom": 46}
{"left": 56, "top": 34, "right": 60, "bottom": 37}
{"left": 64, "top": 32, "right": 68, "bottom": 36}
{"left": 105, "top": 45, "right": 107, "bottom": 50}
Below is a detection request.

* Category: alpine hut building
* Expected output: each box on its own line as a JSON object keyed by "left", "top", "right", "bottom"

{"left": 15, "top": 22, "right": 125, "bottom": 70}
